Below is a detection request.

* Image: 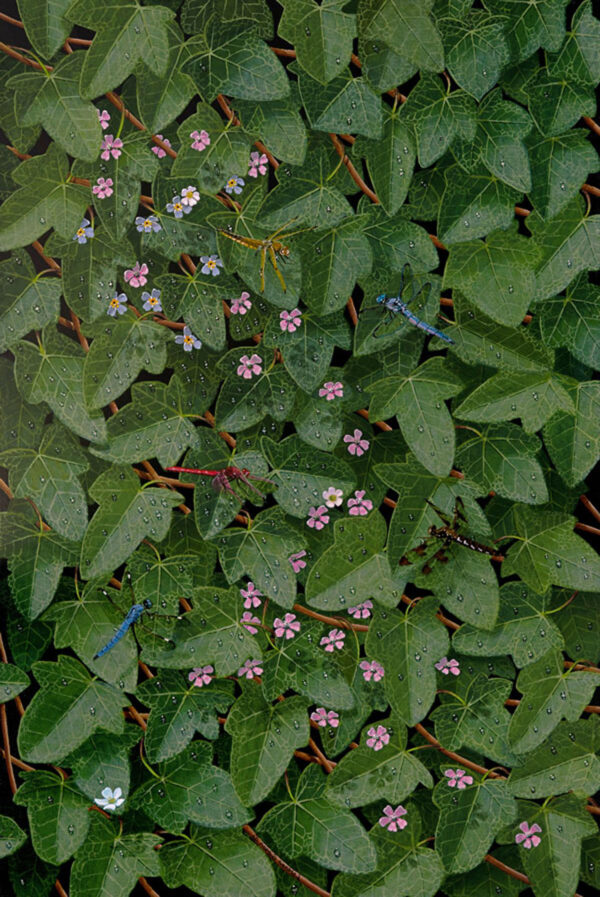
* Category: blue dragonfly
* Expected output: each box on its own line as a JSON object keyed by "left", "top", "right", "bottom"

{"left": 93, "top": 577, "right": 181, "bottom": 659}
{"left": 373, "top": 263, "right": 454, "bottom": 343}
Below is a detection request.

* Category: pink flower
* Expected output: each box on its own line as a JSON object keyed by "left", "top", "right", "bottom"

{"left": 237, "top": 353, "right": 263, "bottom": 379}
{"left": 288, "top": 550, "right": 307, "bottom": 573}
{"left": 240, "top": 581, "right": 262, "bottom": 609}
{"left": 444, "top": 769, "right": 473, "bottom": 789}
{"left": 343, "top": 429, "right": 370, "bottom": 457}
{"left": 280, "top": 309, "right": 302, "bottom": 333}
{"left": 230, "top": 291, "right": 252, "bottom": 315}
{"left": 348, "top": 490, "right": 373, "bottom": 516}
{"left": 248, "top": 151, "right": 268, "bottom": 177}
{"left": 366, "top": 725, "right": 390, "bottom": 751}
{"left": 273, "top": 613, "right": 301, "bottom": 639}
{"left": 435, "top": 657, "right": 460, "bottom": 676}
{"left": 98, "top": 109, "right": 110, "bottom": 130}
{"left": 151, "top": 135, "right": 171, "bottom": 158}
{"left": 319, "top": 380, "right": 343, "bottom": 400}
{"left": 311, "top": 708, "right": 339, "bottom": 728}
{"left": 307, "top": 506, "right": 330, "bottom": 530}
{"left": 237, "top": 658, "right": 263, "bottom": 679}
{"left": 379, "top": 804, "right": 407, "bottom": 832}
{"left": 123, "top": 261, "right": 149, "bottom": 288}
{"left": 191, "top": 129, "right": 210, "bottom": 151}
{"left": 92, "top": 176, "right": 113, "bottom": 199}
{"left": 188, "top": 665, "right": 214, "bottom": 687}
{"left": 320, "top": 628, "right": 345, "bottom": 653}
{"left": 100, "top": 134, "right": 123, "bottom": 160}
{"left": 348, "top": 600, "right": 373, "bottom": 619}
{"left": 240, "top": 612, "right": 261, "bottom": 634}
{"left": 360, "top": 660, "right": 385, "bottom": 682}
{"left": 515, "top": 822, "right": 542, "bottom": 849}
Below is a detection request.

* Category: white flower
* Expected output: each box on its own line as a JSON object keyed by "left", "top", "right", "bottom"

{"left": 181, "top": 185, "right": 200, "bottom": 207}
{"left": 94, "top": 786, "right": 125, "bottom": 811}
{"left": 322, "top": 487, "right": 343, "bottom": 508}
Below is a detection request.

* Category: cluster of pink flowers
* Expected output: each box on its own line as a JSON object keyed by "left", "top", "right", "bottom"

{"left": 306, "top": 488, "right": 373, "bottom": 529}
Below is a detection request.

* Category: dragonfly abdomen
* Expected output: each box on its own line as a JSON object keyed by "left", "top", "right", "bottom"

{"left": 430, "top": 527, "right": 495, "bottom": 555}
{"left": 94, "top": 603, "right": 146, "bottom": 659}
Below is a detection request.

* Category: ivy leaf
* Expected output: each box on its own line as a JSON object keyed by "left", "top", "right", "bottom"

{"left": 485, "top": 0, "right": 569, "bottom": 62}
{"left": 0, "top": 421, "right": 88, "bottom": 541}
{"left": 527, "top": 131, "right": 598, "bottom": 221}
{"left": 537, "top": 275, "right": 600, "bottom": 370}
{"left": 259, "top": 764, "right": 377, "bottom": 873}
{"left": 509, "top": 717, "right": 600, "bottom": 799}
{"left": 60, "top": 230, "right": 131, "bottom": 323}
{"left": 444, "top": 226, "right": 537, "bottom": 326}
{"left": 455, "top": 370, "right": 574, "bottom": 435}
{"left": 441, "top": 11, "right": 509, "bottom": 101}
{"left": 14, "top": 771, "right": 90, "bottom": 864}
{"left": 367, "top": 357, "right": 463, "bottom": 477}
{"left": 503, "top": 507, "right": 600, "bottom": 594}
{"left": 331, "top": 810, "right": 444, "bottom": 897}
{"left": 413, "top": 545, "right": 500, "bottom": 630}
{"left": 470, "top": 89, "right": 533, "bottom": 192}
{"left": 297, "top": 68, "right": 383, "bottom": 139}
{"left": 8, "top": 54, "right": 101, "bottom": 162}
{"left": 235, "top": 96, "right": 308, "bottom": 165}
{"left": 129, "top": 741, "right": 250, "bottom": 833}
{"left": 159, "top": 824, "right": 276, "bottom": 897}
{"left": 126, "top": 544, "right": 197, "bottom": 607}
{"left": 401, "top": 74, "right": 476, "bottom": 168}
{"left": 263, "top": 310, "right": 351, "bottom": 391}
{"left": 90, "top": 379, "right": 199, "bottom": 468}
{"left": 136, "top": 23, "right": 196, "bottom": 133}
{"left": 136, "top": 668, "right": 235, "bottom": 763}
{"left": 438, "top": 164, "right": 521, "bottom": 246}
{"left": 527, "top": 68, "right": 596, "bottom": 138}
{"left": 306, "top": 513, "right": 407, "bottom": 611}
{"left": 0, "top": 254, "right": 61, "bottom": 354}
{"left": 17, "top": 655, "right": 126, "bottom": 763}
{"left": 455, "top": 423, "right": 548, "bottom": 505}
{"left": 0, "top": 816, "right": 26, "bottom": 859}
{"left": 0, "top": 662, "right": 30, "bottom": 703}
{"left": 83, "top": 313, "right": 169, "bottom": 408}
{"left": 279, "top": 0, "right": 356, "bottom": 85}
{"left": 0, "top": 500, "right": 79, "bottom": 620}
{"left": 431, "top": 675, "right": 522, "bottom": 767}
{"left": 226, "top": 689, "right": 310, "bottom": 805}
{"left": 359, "top": 111, "right": 415, "bottom": 215}
{"left": 0, "top": 143, "right": 88, "bottom": 250}
{"left": 357, "top": 0, "right": 444, "bottom": 72}
{"left": 171, "top": 104, "right": 251, "bottom": 195}
{"left": 543, "top": 381, "right": 600, "bottom": 487}
{"left": 508, "top": 648, "right": 600, "bottom": 753}
{"left": 156, "top": 269, "right": 226, "bottom": 351}
{"left": 80, "top": 467, "right": 183, "bottom": 580}
{"left": 365, "top": 599, "right": 449, "bottom": 726}
{"left": 453, "top": 582, "right": 564, "bottom": 668}
{"left": 66, "top": 0, "right": 175, "bottom": 98}
{"left": 555, "top": 592, "right": 600, "bottom": 665}
{"left": 16, "top": 0, "right": 73, "bottom": 58}
{"left": 71, "top": 815, "right": 160, "bottom": 897}
{"left": 362, "top": 205, "right": 439, "bottom": 273}
{"left": 66, "top": 727, "right": 141, "bottom": 806}
{"left": 434, "top": 777, "right": 517, "bottom": 874}
{"left": 327, "top": 718, "right": 433, "bottom": 808}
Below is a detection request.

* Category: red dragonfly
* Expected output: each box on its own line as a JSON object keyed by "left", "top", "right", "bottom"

{"left": 166, "top": 466, "right": 273, "bottom": 499}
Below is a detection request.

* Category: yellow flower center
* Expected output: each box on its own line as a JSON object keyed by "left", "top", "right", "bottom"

{"left": 148, "top": 297, "right": 158, "bottom": 306}
{"left": 227, "top": 179, "right": 237, "bottom": 187}
{"left": 174, "top": 203, "right": 182, "bottom": 212}
{"left": 207, "top": 260, "right": 216, "bottom": 269}
{"left": 144, "top": 219, "right": 152, "bottom": 227}
{"left": 77, "top": 228, "right": 85, "bottom": 236}
{"left": 110, "top": 298, "right": 120, "bottom": 308}
{"left": 183, "top": 335, "right": 194, "bottom": 345}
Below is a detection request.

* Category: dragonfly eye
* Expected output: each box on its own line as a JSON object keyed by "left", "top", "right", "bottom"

{"left": 280, "top": 247, "right": 290, "bottom": 256}
{"left": 143, "top": 599, "right": 153, "bottom": 610}
{"left": 375, "top": 294, "right": 385, "bottom": 304}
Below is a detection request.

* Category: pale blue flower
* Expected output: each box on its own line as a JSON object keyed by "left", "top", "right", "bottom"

{"left": 107, "top": 293, "right": 128, "bottom": 316}
{"left": 136, "top": 215, "right": 161, "bottom": 233}
{"left": 73, "top": 218, "right": 94, "bottom": 244}
{"left": 175, "top": 325, "right": 202, "bottom": 351}
{"left": 224, "top": 175, "right": 245, "bottom": 195}
{"left": 142, "top": 289, "right": 162, "bottom": 312}
{"left": 200, "top": 255, "right": 223, "bottom": 276}
{"left": 166, "top": 195, "right": 191, "bottom": 219}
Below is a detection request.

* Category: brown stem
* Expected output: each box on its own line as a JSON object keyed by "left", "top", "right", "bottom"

{"left": 243, "top": 826, "right": 331, "bottom": 897}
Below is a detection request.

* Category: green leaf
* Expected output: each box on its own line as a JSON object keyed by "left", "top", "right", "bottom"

{"left": 401, "top": 74, "right": 476, "bottom": 168}
{"left": 444, "top": 226, "right": 537, "bottom": 326}
{"left": 16, "top": 0, "right": 73, "bottom": 58}
{"left": 438, "top": 163, "right": 521, "bottom": 245}
{"left": 226, "top": 689, "right": 310, "bottom": 805}
{"left": 455, "top": 423, "right": 548, "bottom": 505}
{"left": 71, "top": 815, "right": 160, "bottom": 897}
{"left": 14, "top": 771, "right": 90, "bottom": 864}
{"left": 126, "top": 545, "right": 198, "bottom": 607}
{"left": 485, "top": 0, "right": 569, "bottom": 62}
{"left": 156, "top": 269, "right": 227, "bottom": 351}
{"left": 359, "top": 111, "right": 415, "bottom": 215}
{"left": 0, "top": 143, "right": 88, "bottom": 251}
{"left": 66, "top": 726, "right": 141, "bottom": 806}
{"left": 263, "top": 310, "right": 351, "bottom": 391}
{"left": 327, "top": 718, "right": 433, "bottom": 808}
{"left": 137, "top": 668, "right": 235, "bottom": 762}
{"left": 472, "top": 89, "right": 533, "bottom": 192}
{"left": 543, "top": 381, "right": 600, "bottom": 487}
{"left": 508, "top": 648, "right": 600, "bottom": 753}
{"left": 363, "top": 206, "right": 439, "bottom": 273}
{"left": 455, "top": 370, "right": 574, "bottom": 435}
{"left": 527, "top": 69, "right": 596, "bottom": 138}
{"left": 17, "top": 655, "right": 126, "bottom": 763}
{"left": 130, "top": 741, "right": 250, "bottom": 833}
{"left": 306, "top": 513, "right": 406, "bottom": 611}
{"left": 537, "top": 275, "right": 600, "bottom": 370}
{"left": 136, "top": 23, "right": 196, "bottom": 133}
{"left": 171, "top": 105, "right": 251, "bottom": 195}
{"left": 0, "top": 254, "right": 61, "bottom": 354}
{"left": 298, "top": 68, "right": 383, "bottom": 139}
{"left": 367, "top": 357, "right": 463, "bottom": 477}
{"left": 365, "top": 599, "right": 449, "bottom": 725}
{"left": 503, "top": 507, "right": 600, "bottom": 594}
{"left": 357, "top": 0, "right": 444, "bottom": 72}
{"left": 159, "top": 824, "right": 276, "bottom": 897}
{"left": 60, "top": 230, "right": 131, "bottom": 323}
{"left": 8, "top": 54, "right": 101, "bottom": 162}
{"left": 259, "top": 764, "right": 377, "bottom": 873}
{"left": 441, "top": 11, "right": 509, "bottom": 101}
{"left": 66, "top": 0, "right": 175, "bottom": 98}
{"left": 0, "top": 421, "right": 88, "bottom": 541}
{"left": 527, "top": 131, "right": 598, "bottom": 221}
{"left": 279, "top": 0, "right": 356, "bottom": 85}
{"left": 80, "top": 466, "right": 183, "bottom": 580}
{"left": 83, "top": 313, "right": 169, "bottom": 408}
{"left": 434, "top": 777, "right": 517, "bottom": 873}
{"left": 235, "top": 96, "right": 308, "bottom": 165}
{"left": 453, "top": 582, "right": 564, "bottom": 668}
{"left": 0, "top": 816, "right": 27, "bottom": 859}
{"left": 510, "top": 717, "right": 600, "bottom": 798}
{"left": 555, "top": 591, "right": 600, "bottom": 665}
{"left": 0, "top": 662, "right": 30, "bottom": 703}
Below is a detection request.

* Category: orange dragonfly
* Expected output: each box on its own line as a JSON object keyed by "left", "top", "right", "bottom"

{"left": 217, "top": 219, "right": 312, "bottom": 293}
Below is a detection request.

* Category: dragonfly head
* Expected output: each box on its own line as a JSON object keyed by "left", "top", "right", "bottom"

{"left": 278, "top": 246, "right": 291, "bottom": 257}
{"left": 375, "top": 294, "right": 386, "bottom": 305}
{"left": 143, "top": 599, "right": 153, "bottom": 610}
